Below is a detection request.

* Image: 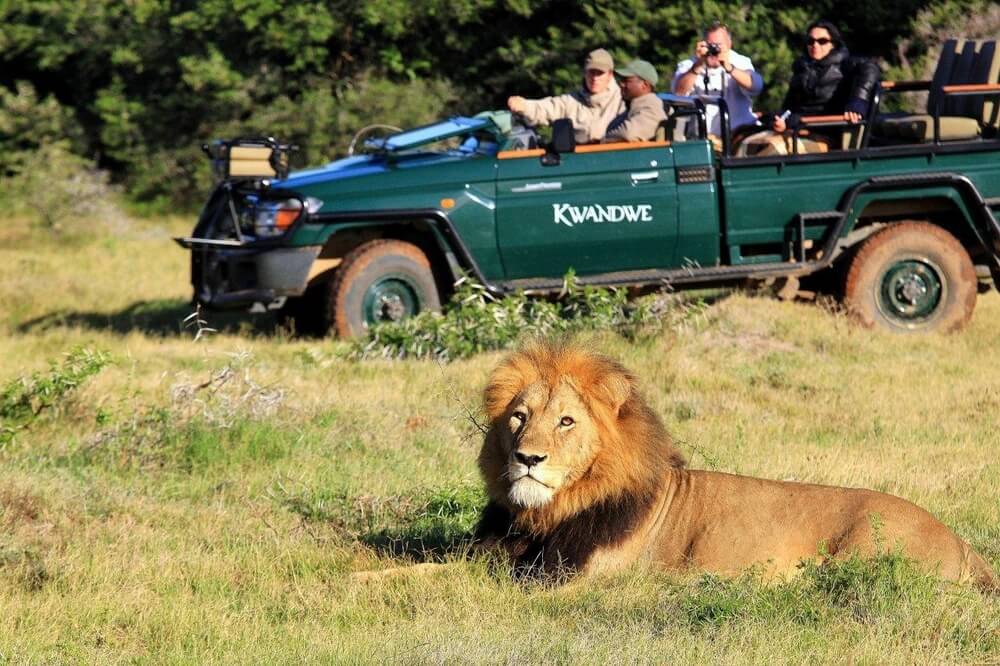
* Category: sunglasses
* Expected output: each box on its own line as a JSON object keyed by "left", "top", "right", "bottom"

{"left": 806, "top": 37, "right": 832, "bottom": 46}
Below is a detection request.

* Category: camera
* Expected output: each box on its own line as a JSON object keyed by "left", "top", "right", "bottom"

{"left": 706, "top": 42, "right": 722, "bottom": 56}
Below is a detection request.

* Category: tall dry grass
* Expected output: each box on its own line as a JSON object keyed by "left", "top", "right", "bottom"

{"left": 0, "top": 212, "right": 997, "bottom": 663}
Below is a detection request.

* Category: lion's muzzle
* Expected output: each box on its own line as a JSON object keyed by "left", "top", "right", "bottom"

{"left": 506, "top": 453, "right": 556, "bottom": 509}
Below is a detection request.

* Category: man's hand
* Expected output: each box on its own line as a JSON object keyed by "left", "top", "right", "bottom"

{"left": 844, "top": 111, "right": 862, "bottom": 124}
{"left": 716, "top": 43, "right": 732, "bottom": 71}
{"left": 694, "top": 40, "right": 709, "bottom": 65}
{"left": 507, "top": 96, "right": 527, "bottom": 114}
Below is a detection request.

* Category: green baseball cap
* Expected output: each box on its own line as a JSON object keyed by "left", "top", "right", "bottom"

{"left": 615, "top": 59, "right": 658, "bottom": 87}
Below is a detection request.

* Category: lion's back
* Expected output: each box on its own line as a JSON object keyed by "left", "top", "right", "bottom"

{"left": 650, "top": 470, "right": 982, "bottom": 582}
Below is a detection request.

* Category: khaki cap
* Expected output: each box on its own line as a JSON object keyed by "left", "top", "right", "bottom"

{"left": 615, "top": 59, "right": 659, "bottom": 87}
{"left": 584, "top": 48, "right": 614, "bottom": 72}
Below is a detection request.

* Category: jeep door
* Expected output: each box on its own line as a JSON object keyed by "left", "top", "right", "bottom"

{"left": 494, "top": 145, "right": 678, "bottom": 279}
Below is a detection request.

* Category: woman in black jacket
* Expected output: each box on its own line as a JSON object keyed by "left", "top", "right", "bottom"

{"left": 772, "top": 20, "right": 881, "bottom": 144}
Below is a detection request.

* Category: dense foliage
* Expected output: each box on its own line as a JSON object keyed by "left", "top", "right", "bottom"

{"left": 1, "top": 0, "right": 997, "bottom": 209}
{"left": 0, "top": 348, "right": 110, "bottom": 446}
{"left": 351, "top": 273, "right": 708, "bottom": 360}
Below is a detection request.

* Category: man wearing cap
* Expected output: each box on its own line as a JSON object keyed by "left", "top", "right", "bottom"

{"left": 507, "top": 48, "right": 625, "bottom": 144}
{"left": 603, "top": 59, "right": 668, "bottom": 142}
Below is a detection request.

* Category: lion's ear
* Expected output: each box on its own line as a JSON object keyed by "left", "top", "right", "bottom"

{"left": 483, "top": 355, "right": 539, "bottom": 421}
{"left": 595, "top": 370, "right": 633, "bottom": 416}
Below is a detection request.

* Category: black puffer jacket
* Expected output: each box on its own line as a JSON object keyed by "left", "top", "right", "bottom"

{"left": 781, "top": 48, "right": 881, "bottom": 117}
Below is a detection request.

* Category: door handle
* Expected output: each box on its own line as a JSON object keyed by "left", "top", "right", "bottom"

{"left": 511, "top": 182, "right": 563, "bottom": 193}
{"left": 630, "top": 171, "right": 659, "bottom": 184}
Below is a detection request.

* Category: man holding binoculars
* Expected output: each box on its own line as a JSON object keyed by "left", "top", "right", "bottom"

{"left": 672, "top": 20, "right": 763, "bottom": 141}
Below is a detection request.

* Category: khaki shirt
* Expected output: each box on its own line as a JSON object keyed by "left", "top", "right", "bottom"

{"left": 519, "top": 82, "right": 625, "bottom": 144}
{"left": 603, "top": 92, "right": 667, "bottom": 142}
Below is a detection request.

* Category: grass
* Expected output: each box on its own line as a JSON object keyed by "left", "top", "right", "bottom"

{"left": 0, "top": 213, "right": 998, "bottom": 663}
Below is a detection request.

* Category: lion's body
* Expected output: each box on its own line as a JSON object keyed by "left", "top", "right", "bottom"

{"left": 634, "top": 470, "right": 991, "bottom": 583}
{"left": 476, "top": 342, "right": 997, "bottom": 590}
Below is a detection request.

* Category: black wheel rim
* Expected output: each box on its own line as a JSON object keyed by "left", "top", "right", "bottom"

{"left": 362, "top": 275, "right": 420, "bottom": 327}
{"left": 877, "top": 258, "right": 943, "bottom": 325}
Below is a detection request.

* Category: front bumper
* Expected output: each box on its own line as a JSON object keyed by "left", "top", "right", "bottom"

{"left": 175, "top": 237, "right": 320, "bottom": 309}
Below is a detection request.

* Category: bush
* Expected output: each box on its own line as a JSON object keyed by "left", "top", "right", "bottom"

{"left": 800, "top": 549, "right": 938, "bottom": 622}
{"left": 0, "top": 347, "right": 111, "bottom": 446}
{"left": 351, "top": 273, "right": 707, "bottom": 361}
{"left": 0, "top": 81, "right": 84, "bottom": 178}
{"left": 0, "top": 81, "right": 124, "bottom": 230}
{"left": 0, "top": 142, "right": 125, "bottom": 232}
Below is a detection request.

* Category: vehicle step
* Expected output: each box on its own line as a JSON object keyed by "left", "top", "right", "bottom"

{"left": 502, "top": 261, "right": 817, "bottom": 293}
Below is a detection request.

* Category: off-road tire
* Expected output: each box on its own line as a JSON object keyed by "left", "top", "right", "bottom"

{"left": 843, "top": 222, "right": 976, "bottom": 333}
{"left": 330, "top": 239, "right": 441, "bottom": 338}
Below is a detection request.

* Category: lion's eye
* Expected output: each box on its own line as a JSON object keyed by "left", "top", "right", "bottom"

{"left": 560, "top": 416, "right": 575, "bottom": 427}
{"left": 512, "top": 411, "right": 526, "bottom": 423}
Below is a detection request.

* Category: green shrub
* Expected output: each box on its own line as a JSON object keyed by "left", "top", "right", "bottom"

{"left": 0, "top": 347, "right": 111, "bottom": 446}
{"left": 0, "top": 141, "right": 125, "bottom": 233}
{"left": 0, "top": 81, "right": 84, "bottom": 178}
{"left": 352, "top": 272, "right": 707, "bottom": 361}
{"left": 800, "top": 549, "right": 938, "bottom": 622}
{"left": 677, "top": 551, "right": 938, "bottom": 631}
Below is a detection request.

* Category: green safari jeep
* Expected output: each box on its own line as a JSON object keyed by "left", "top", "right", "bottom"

{"left": 177, "top": 86, "right": 1000, "bottom": 337}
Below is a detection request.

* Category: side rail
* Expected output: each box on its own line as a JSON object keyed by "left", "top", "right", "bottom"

{"left": 659, "top": 92, "right": 883, "bottom": 157}
{"left": 657, "top": 92, "right": 715, "bottom": 145}
{"left": 778, "top": 86, "right": 882, "bottom": 154}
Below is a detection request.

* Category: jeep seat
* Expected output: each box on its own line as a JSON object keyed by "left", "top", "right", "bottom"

{"left": 877, "top": 39, "right": 1000, "bottom": 142}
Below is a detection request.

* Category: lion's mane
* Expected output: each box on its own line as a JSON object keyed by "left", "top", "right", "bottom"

{"left": 476, "top": 341, "right": 685, "bottom": 574}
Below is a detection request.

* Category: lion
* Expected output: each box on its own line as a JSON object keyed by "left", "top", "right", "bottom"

{"left": 472, "top": 341, "right": 997, "bottom": 589}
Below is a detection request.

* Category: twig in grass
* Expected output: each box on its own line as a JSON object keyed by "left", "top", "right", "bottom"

{"left": 182, "top": 304, "right": 217, "bottom": 342}
{"left": 679, "top": 438, "right": 725, "bottom": 471}
{"left": 432, "top": 360, "right": 488, "bottom": 449}
{"left": 170, "top": 350, "right": 286, "bottom": 427}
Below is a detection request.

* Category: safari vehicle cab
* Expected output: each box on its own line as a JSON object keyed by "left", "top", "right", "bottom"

{"left": 177, "top": 40, "right": 1000, "bottom": 336}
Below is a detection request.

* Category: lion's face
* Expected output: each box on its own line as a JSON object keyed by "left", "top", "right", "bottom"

{"left": 479, "top": 342, "right": 684, "bottom": 530}
{"left": 498, "top": 379, "right": 601, "bottom": 509}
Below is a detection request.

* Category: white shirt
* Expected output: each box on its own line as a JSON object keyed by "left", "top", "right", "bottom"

{"left": 672, "top": 50, "right": 763, "bottom": 136}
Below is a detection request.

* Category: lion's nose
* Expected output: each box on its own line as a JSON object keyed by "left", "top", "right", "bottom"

{"left": 514, "top": 451, "right": 547, "bottom": 467}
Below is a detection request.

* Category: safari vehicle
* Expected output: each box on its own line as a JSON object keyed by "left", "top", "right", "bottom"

{"left": 177, "top": 38, "right": 1000, "bottom": 337}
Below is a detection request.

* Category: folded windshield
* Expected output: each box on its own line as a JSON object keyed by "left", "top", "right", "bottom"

{"left": 365, "top": 117, "right": 496, "bottom": 153}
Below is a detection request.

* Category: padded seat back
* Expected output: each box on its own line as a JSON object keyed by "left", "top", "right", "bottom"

{"left": 928, "top": 40, "right": 1000, "bottom": 121}
{"left": 877, "top": 39, "right": 1000, "bottom": 142}
{"left": 972, "top": 40, "right": 1000, "bottom": 128}
{"left": 936, "top": 40, "right": 975, "bottom": 116}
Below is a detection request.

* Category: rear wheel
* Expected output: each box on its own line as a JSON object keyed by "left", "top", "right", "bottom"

{"left": 330, "top": 239, "right": 441, "bottom": 338}
{"left": 842, "top": 222, "right": 976, "bottom": 333}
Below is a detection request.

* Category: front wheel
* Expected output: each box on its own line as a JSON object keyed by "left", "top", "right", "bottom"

{"left": 330, "top": 239, "right": 442, "bottom": 338}
{"left": 842, "top": 222, "right": 976, "bottom": 333}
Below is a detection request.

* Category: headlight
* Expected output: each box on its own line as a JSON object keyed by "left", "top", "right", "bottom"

{"left": 254, "top": 199, "right": 300, "bottom": 237}
{"left": 253, "top": 197, "right": 322, "bottom": 237}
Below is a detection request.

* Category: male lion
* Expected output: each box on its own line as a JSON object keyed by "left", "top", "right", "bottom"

{"left": 473, "top": 341, "right": 997, "bottom": 589}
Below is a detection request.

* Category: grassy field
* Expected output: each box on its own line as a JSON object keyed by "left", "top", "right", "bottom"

{"left": 0, "top": 215, "right": 998, "bottom": 663}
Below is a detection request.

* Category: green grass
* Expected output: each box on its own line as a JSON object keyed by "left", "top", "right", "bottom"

{"left": 0, "top": 214, "right": 998, "bottom": 663}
